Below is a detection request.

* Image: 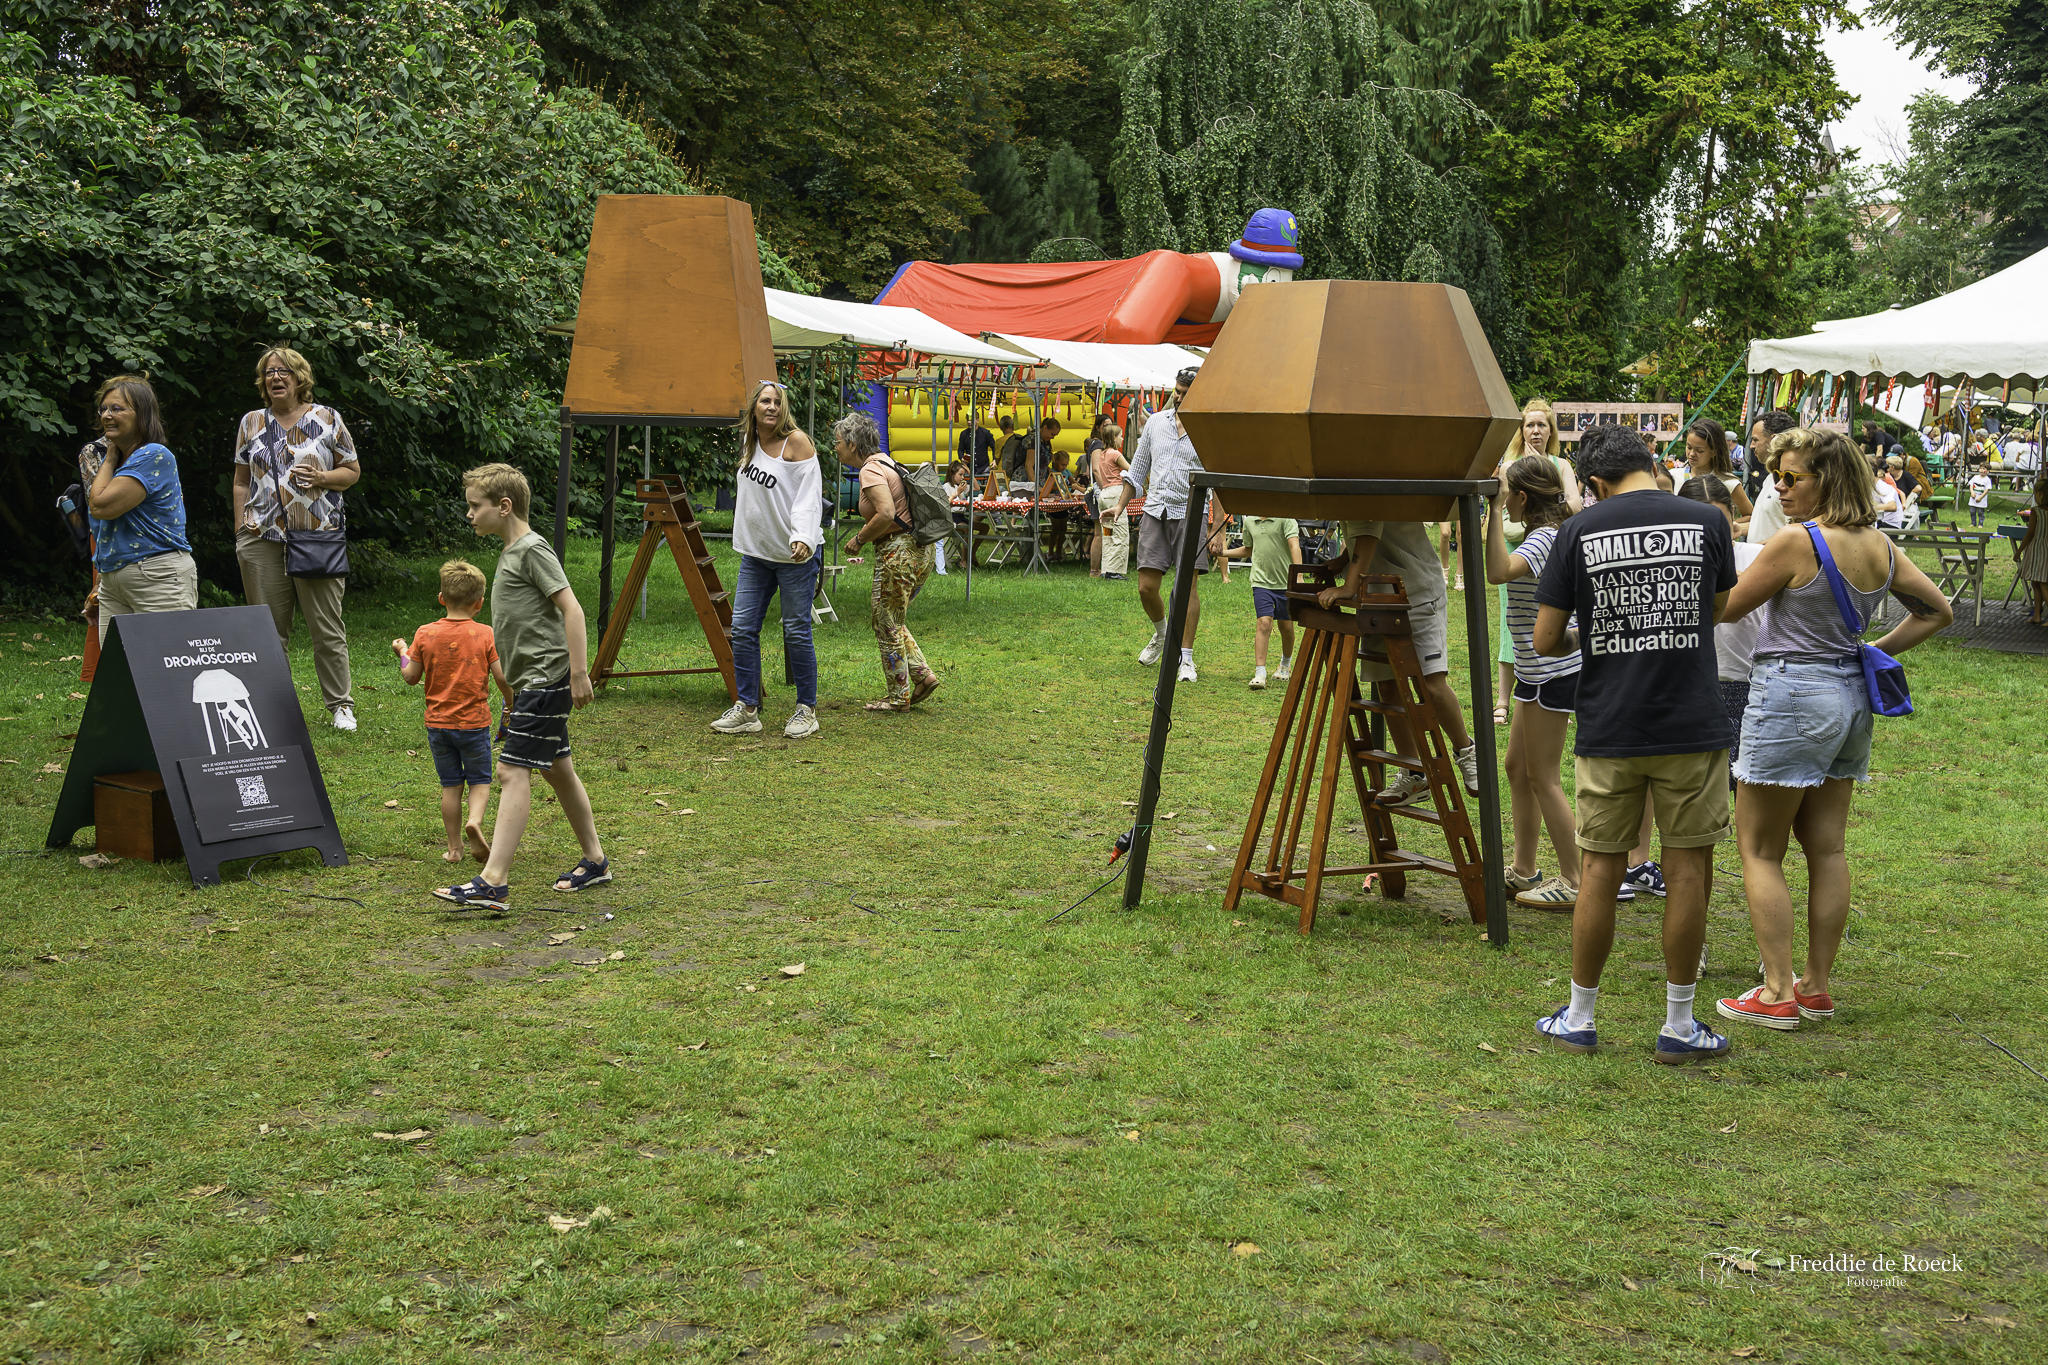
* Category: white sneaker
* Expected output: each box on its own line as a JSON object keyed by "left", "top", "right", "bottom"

{"left": 1454, "top": 743, "right": 1480, "bottom": 796}
{"left": 331, "top": 705, "right": 357, "bottom": 732}
{"left": 1248, "top": 668, "right": 1267, "bottom": 690}
{"left": 1138, "top": 631, "right": 1166, "bottom": 666}
{"left": 1177, "top": 659, "right": 1198, "bottom": 683}
{"left": 710, "top": 702, "right": 762, "bottom": 734}
{"left": 1274, "top": 660, "right": 1291, "bottom": 681}
{"left": 1377, "top": 770, "right": 1430, "bottom": 806}
{"left": 784, "top": 704, "right": 819, "bottom": 739}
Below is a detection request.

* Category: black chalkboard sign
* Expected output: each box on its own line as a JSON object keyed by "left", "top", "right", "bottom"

{"left": 46, "top": 606, "right": 348, "bottom": 885}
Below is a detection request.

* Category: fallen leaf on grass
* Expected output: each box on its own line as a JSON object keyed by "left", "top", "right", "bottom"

{"left": 546, "top": 1206, "right": 612, "bottom": 1233}
{"left": 680, "top": 1042, "right": 710, "bottom": 1052}
{"left": 41, "top": 763, "right": 63, "bottom": 774}
{"left": 546, "top": 932, "right": 578, "bottom": 946}
{"left": 675, "top": 808, "right": 697, "bottom": 815}
{"left": 1231, "top": 1242, "right": 1260, "bottom": 1257}
{"left": 1931, "top": 951, "right": 1969, "bottom": 957}
{"left": 605, "top": 950, "right": 624, "bottom": 961}
{"left": 371, "top": 1129, "right": 431, "bottom": 1142}
{"left": 383, "top": 800, "right": 400, "bottom": 808}
{"left": 1822, "top": 1070, "right": 1848, "bottom": 1079}
{"left": 1477, "top": 1042, "right": 1499, "bottom": 1053}
{"left": 304, "top": 1312, "right": 318, "bottom": 1328}
{"left": 68, "top": 692, "right": 85, "bottom": 700}
{"left": 1123, "top": 1130, "right": 1141, "bottom": 1142}
{"left": 33, "top": 953, "right": 63, "bottom": 964}
{"left": 1718, "top": 1120, "right": 1738, "bottom": 1134}
{"left": 185, "top": 1184, "right": 226, "bottom": 1199}
{"left": 653, "top": 799, "right": 669, "bottom": 808}
{"left": 778, "top": 962, "right": 806, "bottom": 977}
{"left": 1162, "top": 811, "right": 1178, "bottom": 819}
{"left": 1731, "top": 1349, "right": 1760, "bottom": 1358}
{"left": 78, "top": 853, "right": 118, "bottom": 869}
{"left": 0, "top": 758, "right": 15, "bottom": 764}
{"left": 1622, "top": 1277, "right": 1643, "bottom": 1291}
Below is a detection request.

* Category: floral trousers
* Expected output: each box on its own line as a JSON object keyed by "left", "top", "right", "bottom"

{"left": 871, "top": 533, "right": 938, "bottom": 703}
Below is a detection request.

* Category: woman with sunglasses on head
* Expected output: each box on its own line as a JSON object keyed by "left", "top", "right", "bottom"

{"left": 1712, "top": 429, "right": 1952, "bottom": 1033}
{"left": 86, "top": 375, "right": 198, "bottom": 640}
{"left": 234, "top": 346, "right": 363, "bottom": 730}
{"left": 714, "top": 379, "right": 824, "bottom": 740}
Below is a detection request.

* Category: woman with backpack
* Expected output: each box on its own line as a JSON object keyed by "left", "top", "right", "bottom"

{"left": 836, "top": 411, "right": 942, "bottom": 712}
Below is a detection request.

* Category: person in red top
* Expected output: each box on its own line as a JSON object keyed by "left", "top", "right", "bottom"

{"left": 392, "top": 560, "right": 513, "bottom": 863}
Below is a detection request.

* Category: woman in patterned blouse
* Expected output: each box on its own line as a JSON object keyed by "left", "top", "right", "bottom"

{"left": 231, "top": 347, "right": 363, "bottom": 731}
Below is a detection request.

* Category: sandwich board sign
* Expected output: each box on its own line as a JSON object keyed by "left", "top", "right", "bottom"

{"left": 45, "top": 607, "right": 347, "bottom": 886}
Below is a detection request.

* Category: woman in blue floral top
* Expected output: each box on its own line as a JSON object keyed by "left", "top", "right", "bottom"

{"left": 232, "top": 347, "right": 363, "bottom": 731}
{"left": 87, "top": 376, "right": 198, "bottom": 641}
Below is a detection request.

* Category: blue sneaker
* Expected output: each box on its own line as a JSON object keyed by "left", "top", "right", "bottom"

{"left": 1536, "top": 1006, "right": 1598, "bottom": 1054}
{"left": 1653, "top": 1019, "right": 1731, "bottom": 1065}
{"left": 1623, "top": 861, "right": 1666, "bottom": 898}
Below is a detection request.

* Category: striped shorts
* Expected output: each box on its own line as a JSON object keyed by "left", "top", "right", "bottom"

{"left": 500, "top": 676, "right": 572, "bottom": 771}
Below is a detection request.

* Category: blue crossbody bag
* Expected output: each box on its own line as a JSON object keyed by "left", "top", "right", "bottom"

{"left": 1802, "top": 522, "right": 1913, "bottom": 717}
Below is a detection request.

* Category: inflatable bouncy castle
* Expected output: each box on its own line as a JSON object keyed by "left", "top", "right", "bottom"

{"left": 875, "top": 210, "right": 1303, "bottom": 347}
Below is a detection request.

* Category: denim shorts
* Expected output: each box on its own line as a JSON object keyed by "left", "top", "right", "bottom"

{"left": 427, "top": 726, "right": 493, "bottom": 787}
{"left": 1733, "top": 657, "right": 1872, "bottom": 788}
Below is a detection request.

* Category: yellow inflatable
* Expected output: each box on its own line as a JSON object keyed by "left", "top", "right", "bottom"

{"left": 886, "top": 390, "right": 1103, "bottom": 464}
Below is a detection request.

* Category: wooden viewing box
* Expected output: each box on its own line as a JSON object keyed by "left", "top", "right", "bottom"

{"left": 93, "top": 769, "right": 182, "bottom": 862}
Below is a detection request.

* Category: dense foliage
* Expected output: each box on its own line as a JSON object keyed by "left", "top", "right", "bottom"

{"left": 1112, "top": 0, "right": 1527, "bottom": 373}
{"left": 0, "top": 0, "right": 802, "bottom": 598}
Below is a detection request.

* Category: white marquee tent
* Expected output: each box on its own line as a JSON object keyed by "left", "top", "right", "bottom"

{"left": 764, "top": 288, "right": 1022, "bottom": 364}
{"left": 1748, "top": 244, "right": 2048, "bottom": 382}
{"left": 983, "top": 333, "right": 1204, "bottom": 391}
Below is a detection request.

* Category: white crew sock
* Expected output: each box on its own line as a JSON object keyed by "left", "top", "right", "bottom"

{"left": 1664, "top": 981, "right": 1697, "bottom": 1035}
{"left": 1253, "top": 665, "right": 1267, "bottom": 678}
{"left": 1566, "top": 981, "right": 1598, "bottom": 1031}
{"left": 1180, "top": 647, "right": 1194, "bottom": 665}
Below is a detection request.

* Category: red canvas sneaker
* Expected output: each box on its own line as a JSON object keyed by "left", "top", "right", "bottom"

{"left": 1716, "top": 985, "right": 1801, "bottom": 1031}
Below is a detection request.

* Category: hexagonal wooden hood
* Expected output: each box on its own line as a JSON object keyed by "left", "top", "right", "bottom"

{"left": 1178, "top": 279, "right": 1520, "bottom": 522}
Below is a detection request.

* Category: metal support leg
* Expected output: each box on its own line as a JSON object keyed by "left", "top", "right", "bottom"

{"left": 641, "top": 425, "right": 651, "bottom": 620}
{"left": 1123, "top": 506, "right": 1205, "bottom": 909}
{"left": 1458, "top": 492, "right": 1508, "bottom": 947}
{"left": 597, "top": 425, "right": 619, "bottom": 640}
{"left": 553, "top": 409, "right": 575, "bottom": 558}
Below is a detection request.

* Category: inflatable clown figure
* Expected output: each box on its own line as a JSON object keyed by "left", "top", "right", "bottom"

{"left": 874, "top": 209, "right": 1303, "bottom": 347}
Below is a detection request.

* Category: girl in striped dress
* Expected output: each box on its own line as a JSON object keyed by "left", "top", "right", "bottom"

{"left": 1484, "top": 455, "right": 1582, "bottom": 909}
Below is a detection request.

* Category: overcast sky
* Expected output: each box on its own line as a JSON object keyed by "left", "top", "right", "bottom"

{"left": 1822, "top": 12, "right": 1976, "bottom": 165}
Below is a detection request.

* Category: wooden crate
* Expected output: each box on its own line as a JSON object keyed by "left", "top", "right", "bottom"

{"left": 94, "top": 770, "right": 183, "bottom": 862}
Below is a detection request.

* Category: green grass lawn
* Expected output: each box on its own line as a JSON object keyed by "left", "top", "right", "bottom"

{"left": 1, "top": 522, "right": 2043, "bottom": 1364}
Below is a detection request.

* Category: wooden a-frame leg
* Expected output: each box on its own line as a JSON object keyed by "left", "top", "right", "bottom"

{"left": 591, "top": 527, "right": 664, "bottom": 687}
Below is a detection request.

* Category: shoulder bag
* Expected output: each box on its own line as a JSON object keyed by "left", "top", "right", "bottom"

{"left": 1802, "top": 521, "right": 1911, "bottom": 716}
{"left": 286, "top": 511, "right": 350, "bottom": 579}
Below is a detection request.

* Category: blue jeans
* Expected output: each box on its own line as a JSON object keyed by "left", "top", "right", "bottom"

{"left": 731, "top": 554, "right": 820, "bottom": 708}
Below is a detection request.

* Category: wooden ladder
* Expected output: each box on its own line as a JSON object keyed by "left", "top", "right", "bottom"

{"left": 1223, "top": 564, "right": 1486, "bottom": 933}
{"left": 590, "top": 477, "right": 738, "bottom": 700}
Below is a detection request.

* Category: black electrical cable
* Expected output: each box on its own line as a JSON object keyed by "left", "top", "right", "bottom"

{"left": 1951, "top": 1011, "right": 2047, "bottom": 1083}
{"left": 1046, "top": 856, "right": 1132, "bottom": 924}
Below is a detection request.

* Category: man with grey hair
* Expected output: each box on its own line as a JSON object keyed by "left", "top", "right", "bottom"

{"left": 1110, "top": 367, "right": 1224, "bottom": 683}
{"left": 835, "top": 411, "right": 942, "bottom": 711}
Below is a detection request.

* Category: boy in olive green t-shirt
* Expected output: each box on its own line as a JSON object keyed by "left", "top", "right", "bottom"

{"left": 432, "top": 463, "right": 609, "bottom": 912}
{"left": 1219, "top": 515, "right": 1300, "bottom": 689}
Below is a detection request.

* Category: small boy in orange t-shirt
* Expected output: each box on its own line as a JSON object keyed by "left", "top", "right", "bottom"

{"left": 392, "top": 560, "right": 512, "bottom": 863}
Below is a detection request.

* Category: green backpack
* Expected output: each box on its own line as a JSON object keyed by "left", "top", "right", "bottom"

{"left": 888, "top": 460, "right": 959, "bottom": 547}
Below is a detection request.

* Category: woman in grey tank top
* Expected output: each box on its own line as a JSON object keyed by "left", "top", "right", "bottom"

{"left": 1709, "top": 428, "right": 1952, "bottom": 1034}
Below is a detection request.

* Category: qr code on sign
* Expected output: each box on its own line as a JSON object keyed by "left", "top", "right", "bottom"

{"left": 237, "top": 775, "right": 270, "bottom": 808}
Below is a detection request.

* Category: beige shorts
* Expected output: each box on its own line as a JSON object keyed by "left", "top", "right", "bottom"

{"left": 1359, "top": 595, "right": 1448, "bottom": 683}
{"left": 1135, "top": 513, "right": 1211, "bottom": 574}
{"left": 1573, "top": 749, "right": 1730, "bottom": 853}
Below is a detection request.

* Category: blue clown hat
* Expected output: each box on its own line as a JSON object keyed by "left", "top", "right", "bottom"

{"left": 1228, "top": 208, "right": 1302, "bottom": 269}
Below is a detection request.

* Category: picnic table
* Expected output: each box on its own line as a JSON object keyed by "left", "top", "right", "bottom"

{"left": 1879, "top": 526, "right": 1996, "bottom": 626}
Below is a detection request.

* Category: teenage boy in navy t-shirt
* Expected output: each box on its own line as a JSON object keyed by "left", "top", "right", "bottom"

{"left": 1530, "top": 424, "right": 1740, "bottom": 1064}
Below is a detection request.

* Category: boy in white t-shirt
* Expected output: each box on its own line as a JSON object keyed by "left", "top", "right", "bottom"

{"left": 1968, "top": 466, "right": 1994, "bottom": 527}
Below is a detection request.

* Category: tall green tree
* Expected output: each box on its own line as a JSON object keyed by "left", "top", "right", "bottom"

{"left": 1112, "top": 0, "right": 1525, "bottom": 369}
{"left": 1870, "top": 0, "right": 2048, "bottom": 272}
{"left": 0, "top": 0, "right": 801, "bottom": 592}
{"left": 1647, "top": 0, "right": 1853, "bottom": 401}
{"left": 1033, "top": 144, "right": 1109, "bottom": 260}
{"left": 1476, "top": 0, "right": 1687, "bottom": 399}
{"left": 953, "top": 141, "right": 1050, "bottom": 263}
{"left": 505, "top": 0, "right": 1078, "bottom": 294}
